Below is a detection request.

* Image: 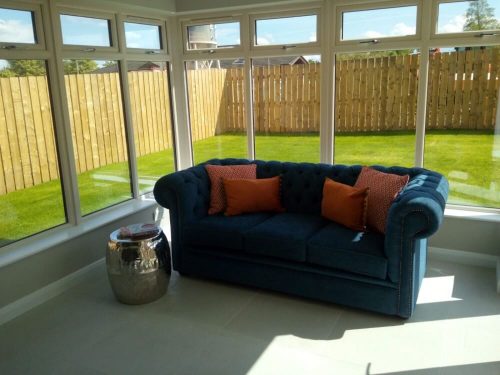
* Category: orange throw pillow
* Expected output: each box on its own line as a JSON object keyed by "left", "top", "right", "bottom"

{"left": 321, "top": 178, "right": 369, "bottom": 231}
{"left": 354, "top": 167, "right": 409, "bottom": 233}
{"left": 205, "top": 164, "right": 257, "bottom": 215}
{"left": 223, "top": 176, "right": 284, "bottom": 216}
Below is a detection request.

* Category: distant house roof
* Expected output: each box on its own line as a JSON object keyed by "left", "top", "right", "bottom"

{"left": 218, "top": 56, "right": 308, "bottom": 69}
{"left": 93, "top": 61, "right": 167, "bottom": 73}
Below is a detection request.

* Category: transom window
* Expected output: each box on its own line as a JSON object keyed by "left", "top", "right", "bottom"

{"left": 254, "top": 14, "right": 318, "bottom": 46}
{"left": 60, "top": 14, "right": 112, "bottom": 47}
{"left": 124, "top": 22, "right": 162, "bottom": 50}
{"left": 186, "top": 21, "right": 240, "bottom": 50}
{"left": 437, "top": 0, "right": 500, "bottom": 34}
{"left": 0, "top": 7, "right": 36, "bottom": 44}
{"left": 341, "top": 5, "right": 418, "bottom": 41}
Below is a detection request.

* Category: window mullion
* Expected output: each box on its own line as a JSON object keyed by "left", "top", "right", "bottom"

{"left": 170, "top": 18, "right": 193, "bottom": 170}
{"left": 414, "top": 0, "right": 433, "bottom": 168}
{"left": 46, "top": 0, "right": 82, "bottom": 224}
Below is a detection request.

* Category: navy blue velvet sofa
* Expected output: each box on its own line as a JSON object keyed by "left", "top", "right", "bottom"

{"left": 153, "top": 158, "right": 448, "bottom": 318}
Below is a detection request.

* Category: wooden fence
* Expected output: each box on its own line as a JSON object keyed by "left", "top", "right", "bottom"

{"left": 0, "top": 75, "right": 59, "bottom": 195}
{"left": 335, "top": 54, "right": 420, "bottom": 132}
{"left": 0, "top": 71, "right": 174, "bottom": 195}
{"left": 427, "top": 49, "right": 499, "bottom": 130}
{"left": 187, "top": 64, "right": 321, "bottom": 137}
{"left": 0, "top": 49, "right": 498, "bottom": 195}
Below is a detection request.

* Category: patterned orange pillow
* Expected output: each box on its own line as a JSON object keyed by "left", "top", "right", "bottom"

{"left": 205, "top": 164, "right": 257, "bottom": 215}
{"left": 354, "top": 167, "right": 409, "bottom": 233}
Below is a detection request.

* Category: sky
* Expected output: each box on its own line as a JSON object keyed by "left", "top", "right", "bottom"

{"left": 0, "top": 1, "right": 500, "bottom": 62}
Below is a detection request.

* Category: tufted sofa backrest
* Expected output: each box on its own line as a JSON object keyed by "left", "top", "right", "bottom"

{"left": 195, "top": 159, "right": 424, "bottom": 217}
{"left": 255, "top": 160, "right": 360, "bottom": 214}
{"left": 154, "top": 158, "right": 431, "bottom": 222}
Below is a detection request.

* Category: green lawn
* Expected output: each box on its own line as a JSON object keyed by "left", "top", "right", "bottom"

{"left": 1, "top": 131, "right": 498, "bottom": 246}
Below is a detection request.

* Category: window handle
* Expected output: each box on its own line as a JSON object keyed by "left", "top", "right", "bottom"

{"left": 1, "top": 45, "right": 17, "bottom": 50}
{"left": 82, "top": 48, "right": 96, "bottom": 52}
{"left": 282, "top": 45, "right": 296, "bottom": 50}
{"left": 146, "top": 50, "right": 160, "bottom": 54}
{"left": 475, "top": 32, "right": 500, "bottom": 37}
{"left": 359, "top": 39, "right": 379, "bottom": 44}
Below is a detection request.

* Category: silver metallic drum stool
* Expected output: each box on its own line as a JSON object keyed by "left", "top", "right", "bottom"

{"left": 106, "top": 223, "right": 171, "bottom": 304}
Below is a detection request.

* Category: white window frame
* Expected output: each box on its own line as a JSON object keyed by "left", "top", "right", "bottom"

{"left": 0, "top": 0, "right": 45, "bottom": 51}
{"left": 57, "top": 8, "right": 119, "bottom": 52}
{"left": 431, "top": 0, "right": 500, "bottom": 42}
{"left": 250, "top": 9, "right": 321, "bottom": 51}
{"left": 335, "top": 0, "right": 422, "bottom": 46}
{"left": 122, "top": 16, "right": 168, "bottom": 55}
{"left": 181, "top": 16, "right": 244, "bottom": 55}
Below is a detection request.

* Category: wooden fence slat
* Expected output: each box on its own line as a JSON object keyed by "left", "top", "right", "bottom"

{"left": 28, "top": 76, "right": 48, "bottom": 183}
{"left": 409, "top": 54, "right": 419, "bottom": 129}
{"left": 0, "top": 78, "right": 14, "bottom": 193}
{"left": 40, "top": 76, "right": 58, "bottom": 180}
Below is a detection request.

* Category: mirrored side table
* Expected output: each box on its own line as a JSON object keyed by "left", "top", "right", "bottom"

{"left": 106, "top": 224, "right": 171, "bottom": 304}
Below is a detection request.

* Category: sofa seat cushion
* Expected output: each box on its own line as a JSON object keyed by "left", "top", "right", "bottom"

{"left": 184, "top": 213, "right": 272, "bottom": 250}
{"left": 244, "top": 213, "right": 327, "bottom": 262}
{"left": 307, "top": 223, "right": 388, "bottom": 280}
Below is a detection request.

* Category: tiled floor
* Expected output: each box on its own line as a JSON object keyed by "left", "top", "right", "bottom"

{"left": 0, "top": 259, "right": 499, "bottom": 375}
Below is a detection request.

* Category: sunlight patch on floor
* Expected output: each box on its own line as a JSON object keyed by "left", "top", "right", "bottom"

{"left": 417, "top": 276, "right": 462, "bottom": 304}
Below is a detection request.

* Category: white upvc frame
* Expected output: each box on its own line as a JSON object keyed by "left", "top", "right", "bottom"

{"left": 249, "top": 8, "right": 321, "bottom": 51}
{"left": 178, "top": 4, "right": 323, "bottom": 163}
{"left": 0, "top": 0, "right": 46, "bottom": 51}
{"left": 121, "top": 16, "right": 168, "bottom": 55}
{"left": 56, "top": 7, "right": 118, "bottom": 52}
{"left": 431, "top": 0, "right": 500, "bottom": 44}
{"left": 331, "top": 0, "right": 425, "bottom": 167}
{"left": 335, "top": 0, "right": 422, "bottom": 45}
{"left": 181, "top": 15, "right": 244, "bottom": 54}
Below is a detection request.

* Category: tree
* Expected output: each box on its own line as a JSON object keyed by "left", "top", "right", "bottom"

{"left": 0, "top": 60, "right": 46, "bottom": 77}
{"left": 63, "top": 60, "right": 98, "bottom": 75}
{"left": 103, "top": 61, "right": 117, "bottom": 67}
{"left": 336, "top": 49, "right": 415, "bottom": 61}
{"left": 463, "top": 0, "right": 500, "bottom": 31}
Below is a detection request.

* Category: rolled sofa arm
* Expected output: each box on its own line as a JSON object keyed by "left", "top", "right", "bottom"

{"left": 387, "top": 170, "right": 448, "bottom": 240}
{"left": 153, "top": 164, "right": 210, "bottom": 224}
{"left": 383, "top": 170, "right": 448, "bottom": 282}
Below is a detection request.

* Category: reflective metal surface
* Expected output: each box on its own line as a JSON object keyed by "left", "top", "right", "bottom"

{"left": 106, "top": 226, "right": 171, "bottom": 305}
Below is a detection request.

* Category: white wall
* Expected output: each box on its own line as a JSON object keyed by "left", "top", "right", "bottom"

{"left": 0, "top": 205, "right": 157, "bottom": 309}
{"left": 430, "top": 215, "right": 500, "bottom": 256}
{"left": 175, "top": 0, "right": 316, "bottom": 12}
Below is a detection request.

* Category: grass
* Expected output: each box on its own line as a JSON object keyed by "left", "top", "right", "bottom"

{"left": 1, "top": 130, "right": 498, "bottom": 246}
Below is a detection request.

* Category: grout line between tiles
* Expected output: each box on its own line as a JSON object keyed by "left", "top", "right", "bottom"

{"left": 222, "top": 290, "right": 260, "bottom": 329}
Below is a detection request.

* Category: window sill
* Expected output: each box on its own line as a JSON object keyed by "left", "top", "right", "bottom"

{"left": 444, "top": 205, "right": 500, "bottom": 223}
{"left": 0, "top": 198, "right": 158, "bottom": 269}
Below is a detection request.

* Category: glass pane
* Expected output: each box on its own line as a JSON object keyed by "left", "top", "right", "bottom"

{"left": 425, "top": 46, "right": 499, "bottom": 209}
{"left": 124, "top": 22, "right": 161, "bottom": 49}
{"left": 187, "top": 22, "right": 240, "bottom": 50}
{"left": 126, "top": 61, "right": 175, "bottom": 195}
{"left": 255, "top": 15, "right": 317, "bottom": 45}
{"left": 63, "top": 59, "right": 131, "bottom": 215}
{"left": 185, "top": 59, "right": 247, "bottom": 164}
{"left": 437, "top": 0, "right": 500, "bottom": 34}
{"left": 0, "top": 60, "right": 66, "bottom": 246}
{"left": 60, "top": 14, "right": 111, "bottom": 47}
{"left": 334, "top": 50, "right": 419, "bottom": 167}
{"left": 253, "top": 56, "right": 321, "bottom": 162}
{"left": 0, "top": 8, "right": 36, "bottom": 44}
{"left": 342, "top": 6, "right": 417, "bottom": 40}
